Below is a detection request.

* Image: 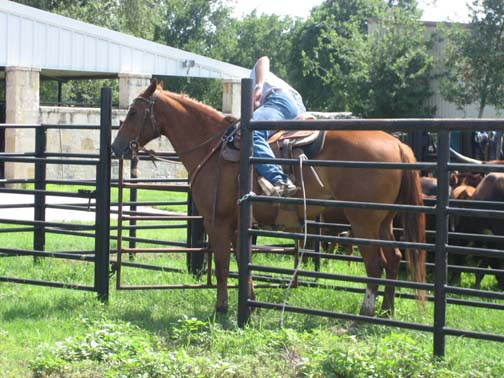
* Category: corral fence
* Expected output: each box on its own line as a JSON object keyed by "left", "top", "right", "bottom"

{"left": 237, "top": 78, "right": 504, "bottom": 357}
{"left": 114, "top": 157, "right": 209, "bottom": 291}
{"left": 2, "top": 84, "right": 504, "bottom": 358}
{"left": 0, "top": 88, "right": 112, "bottom": 300}
{"left": 0, "top": 88, "right": 207, "bottom": 301}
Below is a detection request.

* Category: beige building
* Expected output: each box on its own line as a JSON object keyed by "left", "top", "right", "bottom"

{"left": 368, "top": 18, "right": 502, "bottom": 119}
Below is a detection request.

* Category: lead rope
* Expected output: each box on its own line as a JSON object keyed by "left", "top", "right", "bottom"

{"left": 280, "top": 153, "right": 310, "bottom": 328}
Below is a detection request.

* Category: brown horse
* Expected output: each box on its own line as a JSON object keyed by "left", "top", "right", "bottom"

{"left": 111, "top": 79, "right": 426, "bottom": 317}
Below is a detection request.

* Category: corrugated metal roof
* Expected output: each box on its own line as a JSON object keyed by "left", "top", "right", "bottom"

{"left": 0, "top": 0, "right": 250, "bottom": 80}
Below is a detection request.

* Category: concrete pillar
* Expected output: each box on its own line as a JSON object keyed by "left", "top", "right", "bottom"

{"left": 222, "top": 79, "right": 241, "bottom": 117}
{"left": 5, "top": 66, "right": 41, "bottom": 181}
{"left": 118, "top": 73, "right": 152, "bottom": 109}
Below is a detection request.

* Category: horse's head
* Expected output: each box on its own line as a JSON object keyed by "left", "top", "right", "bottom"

{"left": 112, "top": 79, "right": 163, "bottom": 159}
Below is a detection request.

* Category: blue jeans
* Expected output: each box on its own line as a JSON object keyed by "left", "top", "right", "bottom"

{"left": 252, "top": 90, "right": 306, "bottom": 184}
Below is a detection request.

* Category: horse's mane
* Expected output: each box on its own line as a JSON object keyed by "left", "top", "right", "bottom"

{"left": 163, "top": 90, "right": 230, "bottom": 124}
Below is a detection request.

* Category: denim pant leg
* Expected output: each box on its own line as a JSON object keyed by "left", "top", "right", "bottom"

{"left": 252, "top": 91, "right": 306, "bottom": 184}
{"left": 253, "top": 129, "right": 286, "bottom": 184}
{"left": 252, "top": 105, "right": 287, "bottom": 184}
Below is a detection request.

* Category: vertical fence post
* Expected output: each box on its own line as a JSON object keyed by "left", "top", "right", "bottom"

{"left": 238, "top": 78, "right": 254, "bottom": 327}
{"left": 34, "top": 124, "right": 46, "bottom": 259}
{"left": 433, "top": 129, "right": 450, "bottom": 357}
{"left": 95, "top": 87, "right": 112, "bottom": 302}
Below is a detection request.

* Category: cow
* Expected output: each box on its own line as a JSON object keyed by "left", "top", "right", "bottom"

{"left": 453, "top": 172, "right": 504, "bottom": 289}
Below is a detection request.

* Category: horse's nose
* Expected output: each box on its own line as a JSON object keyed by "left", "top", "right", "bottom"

{"left": 111, "top": 142, "right": 123, "bottom": 158}
{"left": 111, "top": 139, "right": 131, "bottom": 159}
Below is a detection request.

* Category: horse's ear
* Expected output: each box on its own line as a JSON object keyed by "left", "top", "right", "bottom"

{"left": 145, "top": 79, "right": 158, "bottom": 97}
{"left": 158, "top": 81, "right": 164, "bottom": 90}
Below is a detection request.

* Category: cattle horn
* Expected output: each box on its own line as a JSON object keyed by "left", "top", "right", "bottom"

{"left": 449, "top": 148, "right": 483, "bottom": 164}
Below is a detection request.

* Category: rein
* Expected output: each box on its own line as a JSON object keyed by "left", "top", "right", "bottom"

{"left": 128, "top": 90, "right": 240, "bottom": 225}
{"left": 138, "top": 128, "right": 226, "bottom": 186}
{"left": 131, "top": 91, "right": 240, "bottom": 187}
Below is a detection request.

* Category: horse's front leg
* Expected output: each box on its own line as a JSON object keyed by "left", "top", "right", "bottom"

{"left": 206, "top": 222, "right": 233, "bottom": 314}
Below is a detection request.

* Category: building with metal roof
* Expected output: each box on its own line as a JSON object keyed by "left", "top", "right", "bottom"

{"left": 0, "top": 0, "right": 249, "bottom": 81}
{"left": 0, "top": 0, "right": 250, "bottom": 181}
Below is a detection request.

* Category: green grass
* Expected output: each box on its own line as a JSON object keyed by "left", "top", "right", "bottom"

{"left": 27, "top": 183, "right": 190, "bottom": 213}
{"left": 2, "top": 207, "right": 504, "bottom": 376}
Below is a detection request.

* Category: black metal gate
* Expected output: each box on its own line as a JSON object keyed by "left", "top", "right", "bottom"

{"left": 113, "top": 157, "right": 211, "bottom": 291}
{"left": 0, "top": 88, "right": 112, "bottom": 300}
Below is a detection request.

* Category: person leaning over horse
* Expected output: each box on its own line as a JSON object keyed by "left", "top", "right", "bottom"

{"left": 250, "top": 56, "right": 306, "bottom": 197}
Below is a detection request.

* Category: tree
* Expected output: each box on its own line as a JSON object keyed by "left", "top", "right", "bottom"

{"left": 289, "top": 0, "right": 383, "bottom": 111}
{"left": 152, "top": 0, "right": 239, "bottom": 108}
{"left": 289, "top": 0, "right": 434, "bottom": 117}
{"left": 440, "top": 0, "right": 504, "bottom": 118}
{"left": 229, "top": 11, "right": 298, "bottom": 79}
{"left": 365, "top": 5, "right": 435, "bottom": 117}
{"left": 152, "top": 4, "right": 299, "bottom": 109}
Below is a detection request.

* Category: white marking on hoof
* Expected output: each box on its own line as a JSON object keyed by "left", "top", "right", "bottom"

{"left": 361, "top": 289, "right": 376, "bottom": 316}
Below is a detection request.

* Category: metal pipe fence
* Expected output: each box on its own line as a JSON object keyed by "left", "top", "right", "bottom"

{"left": 113, "top": 157, "right": 211, "bottom": 290}
{"left": 1, "top": 87, "right": 209, "bottom": 299}
{"left": 237, "top": 77, "right": 504, "bottom": 357}
{"left": 2, "top": 82, "right": 504, "bottom": 359}
{"left": 0, "top": 88, "right": 112, "bottom": 299}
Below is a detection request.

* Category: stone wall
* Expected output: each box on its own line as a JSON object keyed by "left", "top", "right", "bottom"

{"left": 39, "top": 106, "right": 188, "bottom": 181}
{"left": 4, "top": 67, "right": 40, "bottom": 180}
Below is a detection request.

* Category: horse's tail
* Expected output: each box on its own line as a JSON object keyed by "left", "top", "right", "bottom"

{"left": 397, "top": 142, "right": 426, "bottom": 303}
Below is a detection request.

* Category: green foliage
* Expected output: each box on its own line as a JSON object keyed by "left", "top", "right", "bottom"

{"left": 291, "top": 0, "right": 434, "bottom": 117}
{"left": 440, "top": 0, "right": 504, "bottom": 118}
{"left": 364, "top": 5, "right": 435, "bottom": 117}
{"left": 28, "top": 316, "right": 504, "bottom": 378}
{"left": 149, "top": 1, "right": 238, "bottom": 108}
{"left": 30, "top": 317, "right": 209, "bottom": 378}
{"left": 170, "top": 315, "right": 211, "bottom": 347}
{"left": 40, "top": 79, "right": 119, "bottom": 107}
{"left": 13, "top": 0, "right": 78, "bottom": 11}
{"left": 228, "top": 12, "right": 299, "bottom": 78}
{"left": 289, "top": 0, "right": 384, "bottom": 111}
{"left": 154, "top": 0, "right": 235, "bottom": 57}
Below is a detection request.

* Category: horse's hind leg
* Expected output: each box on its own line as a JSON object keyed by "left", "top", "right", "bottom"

{"left": 380, "top": 214, "right": 402, "bottom": 316}
{"left": 350, "top": 220, "right": 385, "bottom": 316}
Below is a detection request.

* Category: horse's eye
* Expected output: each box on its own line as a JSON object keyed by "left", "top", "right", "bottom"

{"left": 128, "top": 108, "right": 137, "bottom": 117}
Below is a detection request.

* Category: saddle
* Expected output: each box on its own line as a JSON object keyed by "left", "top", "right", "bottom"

{"left": 267, "top": 129, "right": 326, "bottom": 173}
{"left": 221, "top": 117, "right": 326, "bottom": 163}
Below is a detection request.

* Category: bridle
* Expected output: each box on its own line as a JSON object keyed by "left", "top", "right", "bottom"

{"left": 124, "top": 89, "right": 240, "bottom": 188}
{"left": 126, "top": 89, "right": 161, "bottom": 154}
